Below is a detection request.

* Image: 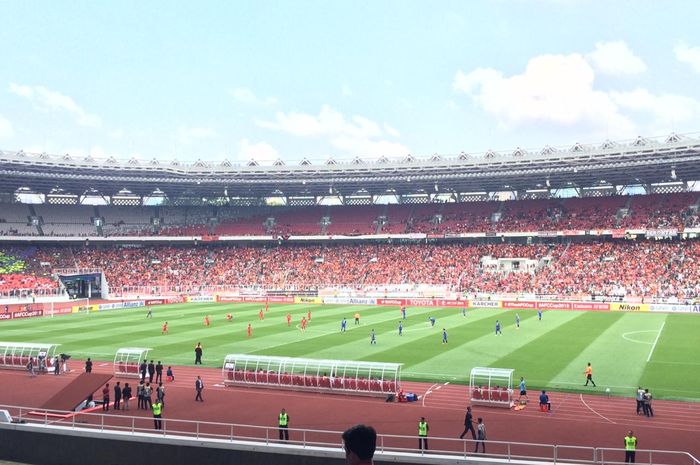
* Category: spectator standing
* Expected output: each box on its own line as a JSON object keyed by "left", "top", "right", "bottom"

{"left": 624, "top": 430, "right": 637, "bottom": 463}
{"left": 156, "top": 382, "right": 165, "bottom": 409}
{"left": 459, "top": 406, "right": 476, "bottom": 440}
{"left": 27, "top": 357, "right": 36, "bottom": 377}
{"left": 113, "top": 381, "right": 122, "bottom": 410}
{"left": 643, "top": 389, "right": 653, "bottom": 417}
{"left": 102, "top": 383, "right": 110, "bottom": 411}
{"left": 84, "top": 358, "right": 92, "bottom": 373}
{"left": 137, "top": 381, "right": 145, "bottom": 409}
{"left": 53, "top": 356, "right": 60, "bottom": 375}
{"left": 147, "top": 360, "right": 155, "bottom": 383}
{"left": 166, "top": 365, "right": 174, "bottom": 382}
{"left": 194, "top": 343, "right": 203, "bottom": 364}
{"left": 152, "top": 400, "right": 163, "bottom": 430}
{"left": 474, "top": 417, "right": 486, "bottom": 453}
{"left": 122, "top": 383, "right": 132, "bottom": 410}
{"left": 278, "top": 408, "right": 289, "bottom": 441}
{"left": 342, "top": 424, "right": 376, "bottom": 465}
{"left": 143, "top": 382, "right": 153, "bottom": 410}
{"left": 418, "top": 416, "right": 429, "bottom": 451}
{"left": 195, "top": 376, "right": 204, "bottom": 401}
{"left": 636, "top": 387, "right": 644, "bottom": 415}
{"left": 139, "top": 360, "right": 147, "bottom": 382}
{"left": 155, "top": 361, "right": 163, "bottom": 384}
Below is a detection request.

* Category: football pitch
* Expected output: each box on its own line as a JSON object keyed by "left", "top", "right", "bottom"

{"left": 2, "top": 302, "right": 700, "bottom": 401}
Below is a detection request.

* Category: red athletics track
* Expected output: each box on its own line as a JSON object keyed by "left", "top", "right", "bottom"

{"left": 1, "top": 360, "right": 698, "bottom": 460}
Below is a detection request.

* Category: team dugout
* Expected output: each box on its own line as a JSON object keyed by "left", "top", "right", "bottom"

{"left": 223, "top": 354, "right": 401, "bottom": 397}
{"left": 0, "top": 342, "right": 60, "bottom": 371}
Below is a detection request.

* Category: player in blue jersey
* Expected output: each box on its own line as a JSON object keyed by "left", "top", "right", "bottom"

{"left": 442, "top": 328, "right": 448, "bottom": 344}
{"left": 341, "top": 317, "right": 347, "bottom": 332}
{"left": 429, "top": 316, "right": 436, "bottom": 327}
{"left": 495, "top": 320, "right": 502, "bottom": 335}
{"left": 398, "top": 321, "right": 403, "bottom": 336}
{"left": 462, "top": 307, "right": 467, "bottom": 317}
{"left": 538, "top": 309, "right": 542, "bottom": 321}
{"left": 401, "top": 306, "right": 406, "bottom": 319}
{"left": 515, "top": 313, "right": 520, "bottom": 329}
{"left": 370, "top": 329, "right": 376, "bottom": 344}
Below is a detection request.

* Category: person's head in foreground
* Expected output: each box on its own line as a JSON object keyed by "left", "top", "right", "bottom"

{"left": 342, "top": 424, "right": 377, "bottom": 465}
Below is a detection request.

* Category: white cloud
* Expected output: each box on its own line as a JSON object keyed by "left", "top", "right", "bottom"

{"left": 383, "top": 123, "right": 400, "bottom": 137}
{"left": 453, "top": 53, "right": 639, "bottom": 137}
{"left": 610, "top": 88, "right": 700, "bottom": 126}
{"left": 674, "top": 42, "right": 700, "bottom": 74}
{"left": 587, "top": 41, "right": 647, "bottom": 75}
{"left": 176, "top": 126, "right": 218, "bottom": 144}
{"left": 230, "top": 87, "right": 278, "bottom": 106}
{"left": 8, "top": 83, "right": 101, "bottom": 127}
{"left": 0, "top": 115, "right": 14, "bottom": 139}
{"left": 238, "top": 139, "right": 279, "bottom": 164}
{"left": 256, "top": 105, "right": 408, "bottom": 156}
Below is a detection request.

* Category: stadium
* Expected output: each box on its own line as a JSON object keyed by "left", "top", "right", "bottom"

{"left": 1, "top": 132, "right": 700, "bottom": 465}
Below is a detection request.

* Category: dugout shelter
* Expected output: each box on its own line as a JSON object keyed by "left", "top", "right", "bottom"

{"left": 114, "top": 347, "right": 151, "bottom": 378}
{"left": 223, "top": 354, "right": 401, "bottom": 397}
{"left": 469, "top": 367, "right": 514, "bottom": 408}
{"left": 0, "top": 342, "right": 60, "bottom": 371}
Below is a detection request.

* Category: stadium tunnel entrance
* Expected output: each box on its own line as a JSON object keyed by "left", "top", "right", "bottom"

{"left": 58, "top": 271, "right": 104, "bottom": 299}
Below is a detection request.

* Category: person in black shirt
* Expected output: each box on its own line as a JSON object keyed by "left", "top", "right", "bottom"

{"left": 147, "top": 360, "right": 155, "bottom": 383}
{"left": 139, "top": 361, "right": 147, "bottom": 382}
{"left": 459, "top": 406, "right": 476, "bottom": 439}
{"left": 194, "top": 343, "right": 203, "bottom": 365}
{"left": 122, "top": 383, "right": 132, "bottom": 410}
{"left": 85, "top": 358, "right": 93, "bottom": 373}
{"left": 113, "top": 382, "right": 122, "bottom": 410}
{"left": 155, "top": 361, "right": 164, "bottom": 384}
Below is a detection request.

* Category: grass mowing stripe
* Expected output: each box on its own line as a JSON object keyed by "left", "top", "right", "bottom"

{"left": 552, "top": 312, "right": 666, "bottom": 397}
{"left": 0, "top": 303, "right": 698, "bottom": 400}
{"left": 638, "top": 313, "right": 700, "bottom": 401}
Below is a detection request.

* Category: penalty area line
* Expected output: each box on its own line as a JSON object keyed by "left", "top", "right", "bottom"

{"left": 646, "top": 321, "right": 666, "bottom": 363}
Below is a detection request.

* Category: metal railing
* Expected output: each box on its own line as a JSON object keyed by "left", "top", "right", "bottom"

{"left": 1, "top": 404, "right": 697, "bottom": 465}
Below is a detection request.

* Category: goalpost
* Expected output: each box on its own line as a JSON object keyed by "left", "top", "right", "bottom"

{"left": 44, "top": 298, "right": 91, "bottom": 317}
{"left": 469, "top": 367, "right": 514, "bottom": 408}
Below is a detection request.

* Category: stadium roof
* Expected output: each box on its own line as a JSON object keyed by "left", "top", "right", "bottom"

{"left": 1, "top": 133, "right": 700, "bottom": 199}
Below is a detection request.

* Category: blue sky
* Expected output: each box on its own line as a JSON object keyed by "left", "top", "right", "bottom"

{"left": 1, "top": 0, "right": 700, "bottom": 164}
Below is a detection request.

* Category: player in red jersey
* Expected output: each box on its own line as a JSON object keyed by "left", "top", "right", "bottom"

{"left": 226, "top": 313, "right": 233, "bottom": 322}
{"left": 162, "top": 322, "right": 168, "bottom": 334}
{"left": 247, "top": 323, "right": 252, "bottom": 337}
{"left": 307, "top": 309, "right": 311, "bottom": 321}
{"left": 300, "top": 317, "right": 307, "bottom": 332}
{"left": 286, "top": 313, "right": 292, "bottom": 326}
{"left": 265, "top": 301, "right": 269, "bottom": 312}
{"left": 259, "top": 309, "right": 264, "bottom": 320}
{"left": 204, "top": 315, "right": 210, "bottom": 327}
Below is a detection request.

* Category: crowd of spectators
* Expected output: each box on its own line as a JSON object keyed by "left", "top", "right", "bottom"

{"left": 2, "top": 239, "right": 695, "bottom": 301}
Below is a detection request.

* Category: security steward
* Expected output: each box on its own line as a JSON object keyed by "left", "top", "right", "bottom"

{"left": 278, "top": 408, "right": 289, "bottom": 441}
{"left": 624, "top": 430, "right": 637, "bottom": 463}
{"left": 418, "top": 416, "right": 429, "bottom": 451}
{"left": 152, "top": 400, "right": 163, "bottom": 430}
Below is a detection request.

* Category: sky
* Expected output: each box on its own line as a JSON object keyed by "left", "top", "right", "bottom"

{"left": 1, "top": 0, "right": 700, "bottom": 164}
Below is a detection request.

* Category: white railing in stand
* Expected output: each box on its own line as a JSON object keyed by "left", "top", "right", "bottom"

{"left": 1, "top": 404, "right": 698, "bottom": 465}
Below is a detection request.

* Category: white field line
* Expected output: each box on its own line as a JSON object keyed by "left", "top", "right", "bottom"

{"left": 621, "top": 330, "right": 656, "bottom": 345}
{"left": 579, "top": 393, "right": 616, "bottom": 424}
{"left": 646, "top": 321, "right": 666, "bottom": 363}
{"left": 421, "top": 383, "right": 439, "bottom": 407}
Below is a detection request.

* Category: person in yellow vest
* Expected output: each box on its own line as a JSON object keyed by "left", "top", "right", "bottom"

{"left": 624, "top": 430, "right": 637, "bottom": 463}
{"left": 278, "top": 408, "right": 289, "bottom": 441}
{"left": 354, "top": 312, "right": 361, "bottom": 325}
{"left": 152, "top": 400, "right": 163, "bottom": 430}
{"left": 418, "top": 416, "right": 429, "bottom": 451}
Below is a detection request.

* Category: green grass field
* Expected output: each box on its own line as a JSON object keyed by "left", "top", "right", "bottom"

{"left": 3, "top": 303, "right": 700, "bottom": 401}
